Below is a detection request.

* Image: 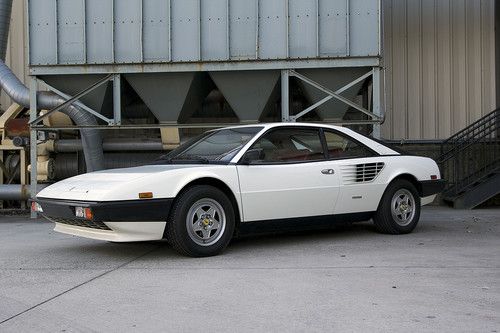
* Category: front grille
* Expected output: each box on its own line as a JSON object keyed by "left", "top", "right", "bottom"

{"left": 48, "top": 217, "right": 112, "bottom": 231}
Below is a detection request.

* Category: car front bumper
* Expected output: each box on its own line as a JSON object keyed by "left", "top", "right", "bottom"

{"left": 35, "top": 197, "right": 174, "bottom": 242}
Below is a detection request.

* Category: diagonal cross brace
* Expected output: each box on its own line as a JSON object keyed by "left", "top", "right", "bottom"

{"left": 28, "top": 74, "right": 114, "bottom": 126}
{"left": 289, "top": 69, "right": 381, "bottom": 122}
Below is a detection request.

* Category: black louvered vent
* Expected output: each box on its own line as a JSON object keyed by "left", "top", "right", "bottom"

{"left": 355, "top": 162, "right": 385, "bottom": 182}
{"left": 48, "top": 217, "right": 112, "bottom": 230}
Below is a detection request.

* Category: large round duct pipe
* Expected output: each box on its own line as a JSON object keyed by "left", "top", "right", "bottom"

{"left": 0, "top": 62, "right": 104, "bottom": 172}
{"left": 0, "top": 0, "right": 104, "bottom": 172}
{"left": 51, "top": 138, "right": 164, "bottom": 153}
{"left": 0, "top": 184, "right": 48, "bottom": 201}
{"left": 55, "top": 153, "right": 162, "bottom": 180}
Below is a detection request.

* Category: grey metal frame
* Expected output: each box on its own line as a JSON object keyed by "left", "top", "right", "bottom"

{"left": 279, "top": 68, "right": 384, "bottom": 134}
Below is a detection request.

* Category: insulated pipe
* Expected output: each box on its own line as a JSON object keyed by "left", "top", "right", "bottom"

{"left": 0, "top": 0, "right": 104, "bottom": 172}
{"left": 0, "top": 61, "right": 105, "bottom": 171}
{"left": 0, "top": 184, "right": 48, "bottom": 201}
{"left": 51, "top": 138, "right": 164, "bottom": 153}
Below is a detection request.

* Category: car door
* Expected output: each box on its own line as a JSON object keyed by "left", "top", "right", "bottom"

{"left": 236, "top": 127, "right": 340, "bottom": 222}
{"left": 321, "top": 129, "right": 388, "bottom": 215}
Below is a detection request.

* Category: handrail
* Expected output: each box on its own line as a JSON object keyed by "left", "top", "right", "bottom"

{"left": 438, "top": 108, "right": 500, "bottom": 198}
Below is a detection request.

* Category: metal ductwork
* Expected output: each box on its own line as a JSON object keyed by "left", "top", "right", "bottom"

{"left": 0, "top": 0, "right": 104, "bottom": 172}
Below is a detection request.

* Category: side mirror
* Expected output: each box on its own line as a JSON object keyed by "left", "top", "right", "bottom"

{"left": 241, "top": 148, "right": 264, "bottom": 165}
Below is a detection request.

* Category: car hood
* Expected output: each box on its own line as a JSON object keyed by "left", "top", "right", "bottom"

{"left": 36, "top": 164, "right": 207, "bottom": 201}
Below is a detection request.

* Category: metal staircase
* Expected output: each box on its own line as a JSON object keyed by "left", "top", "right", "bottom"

{"left": 438, "top": 109, "right": 500, "bottom": 209}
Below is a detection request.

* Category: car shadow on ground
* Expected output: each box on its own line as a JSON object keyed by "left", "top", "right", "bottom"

{"left": 49, "top": 220, "right": 440, "bottom": 261}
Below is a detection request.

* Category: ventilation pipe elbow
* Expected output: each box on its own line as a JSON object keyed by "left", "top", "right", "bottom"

{"left": 0, "top": 0, "right": 104, "bottom": 172}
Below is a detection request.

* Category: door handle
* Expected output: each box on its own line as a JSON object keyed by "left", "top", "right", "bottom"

{"left": 321, "top": 169, "right": 335, "bottom": 175}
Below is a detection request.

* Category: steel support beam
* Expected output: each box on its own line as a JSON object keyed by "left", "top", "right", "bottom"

{"left": 372, "top": 67, "right": 382, "bottom": 138}
{"left": 29, "top": 77, "right": 37, "bottom": 218}
{"left": 29, "top": 57, "right": 381, "bottom": 76}
{"left": 113, "top": 74, "right": 122, "bottom": 125}
{"left": 281, "top": 70, "right": 290, "bottom": 122}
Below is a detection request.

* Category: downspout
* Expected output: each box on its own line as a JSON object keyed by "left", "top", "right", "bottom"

{"left": 0, "top": 0, "right": 104, "bottom": 172}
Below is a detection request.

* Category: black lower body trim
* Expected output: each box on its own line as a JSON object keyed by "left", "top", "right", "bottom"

{"left": 36, "top": 197, "right": 174, "bottom": 222}
{"left": 237, "top": 212, "right": 374, "bottom": 236}
{"left": 418, "top": 180, "right": 446, "bottom": 197}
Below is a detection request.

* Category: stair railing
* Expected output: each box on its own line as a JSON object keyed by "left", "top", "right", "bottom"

{"left": 438, "top": 109, "right": 500, "bottom": 198}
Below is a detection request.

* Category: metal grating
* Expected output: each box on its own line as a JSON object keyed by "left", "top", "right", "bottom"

{"left": 341, "top": 162, "right": 384, "bottom": 184}
{"left": 48, "top": 216, "right": 112, "bottom": 231}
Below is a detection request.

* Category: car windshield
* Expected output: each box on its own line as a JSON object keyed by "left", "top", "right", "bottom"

{"left": 157, "top": 126, "right": 263, "bottom": 164}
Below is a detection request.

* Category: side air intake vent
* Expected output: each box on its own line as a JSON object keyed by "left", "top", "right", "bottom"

{"left": 341, "top": 162, "right": 385, "bottom": 184}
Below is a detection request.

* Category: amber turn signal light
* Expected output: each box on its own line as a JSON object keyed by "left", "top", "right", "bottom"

{"left": 139, "top": 192, "right": 154, "bottom": 199}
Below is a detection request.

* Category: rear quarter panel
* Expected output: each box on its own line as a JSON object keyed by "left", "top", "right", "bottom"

{"left": 334, "top": 155, "right": 440, "bottom": 214}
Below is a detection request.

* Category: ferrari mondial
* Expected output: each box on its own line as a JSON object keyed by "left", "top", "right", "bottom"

{"left": 33, "top": 123, "right": 445, "bottom": 257}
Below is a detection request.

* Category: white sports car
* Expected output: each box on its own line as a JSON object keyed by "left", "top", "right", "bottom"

{"left": 34, "top": 123, "right": 445, "bottom": 257}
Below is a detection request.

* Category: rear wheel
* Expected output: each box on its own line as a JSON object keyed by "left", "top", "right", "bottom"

{"left": 373, "top": 179, "right": 421, "bottom": 234}
{"left": 166, "top": 185, "right": 235, "bottom": 257}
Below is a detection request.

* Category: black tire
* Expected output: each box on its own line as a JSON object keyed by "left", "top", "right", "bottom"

{"left": 373, "top": 179, "right": 421, "bottom": 234}
{"left": 166, "top": 185, "right": 235, "bottom": 257}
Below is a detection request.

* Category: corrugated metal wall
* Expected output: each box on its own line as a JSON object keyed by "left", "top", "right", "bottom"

{"left": 0, "top": 0, "right": 27, "bottom": 111}
{"left": 0, "top": 0, "right": 497, "bottom": 140}
{"left": 382, "top": 0, "right": 497, "bottom": 140}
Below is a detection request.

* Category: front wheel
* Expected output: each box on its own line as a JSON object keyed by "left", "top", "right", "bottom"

{"left": 166, "top": 185, "right": 235, "bottom": 257}
{"left": 373, "top": 179, "right": 421, "bottom": 234}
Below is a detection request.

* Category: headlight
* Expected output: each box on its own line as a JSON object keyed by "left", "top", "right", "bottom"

{"left": 75, "top": 207, "right": 93, "bottom": 220}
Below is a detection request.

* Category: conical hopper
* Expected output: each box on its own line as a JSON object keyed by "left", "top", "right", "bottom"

{"left": 41, "top": 74, "right": 110, "bottom": 113}
{"left": 295, "top": 68, "right": 370, "bottom": 121}
{"left": 210, "top": 71, "right": 280, "bottom": 123}
{"left": 125, "top": 73, "right": 213, "bottom": 123}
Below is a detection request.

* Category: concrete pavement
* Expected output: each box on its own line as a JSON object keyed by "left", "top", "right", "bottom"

{"left": 0, "top": 207, "right": 499, "bottom": 332}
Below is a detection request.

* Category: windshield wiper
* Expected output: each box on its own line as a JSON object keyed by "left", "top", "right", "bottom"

{"left": 169, "top": 155, "right": 210, "bottom": 164}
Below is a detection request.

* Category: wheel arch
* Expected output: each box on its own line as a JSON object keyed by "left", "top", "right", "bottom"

{"left": 387, "top": 173, "right": 423, "bottom": 197}
{"left": 175, "top": 177, "right": 242, "bottom": 227}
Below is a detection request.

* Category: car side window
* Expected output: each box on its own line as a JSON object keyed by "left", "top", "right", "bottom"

{"left": 324, "top": 130, "right": 373, "bottom": 159}
{"left": 250, "top": 128, "right": 325, "bottom": 163}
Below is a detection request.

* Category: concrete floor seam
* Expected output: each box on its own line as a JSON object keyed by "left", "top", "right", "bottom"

{"left": 0, "top": 245, "right": 163, "bottom": 326}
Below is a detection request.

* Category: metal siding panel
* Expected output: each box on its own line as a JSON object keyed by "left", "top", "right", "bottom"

{"left": 229, "top": 0, "right": 257, "bottom": 60}
{"left": 481, "top": 0, "right": 496, "bottom": 117}
{"left": 201, "top": 0, "right": 228, "bottom": 61}
{"left": 289, "top": 0, "right": 317, "bottom": 58}
{"left": 421, "top": 0, "right": 437, "bottom": 139}
{"left": 407, "top": 0, "right": 422, "bottom": 139}
{"left": 29, "top": 0, "right": 57, "bottom": 65}
{"left": 318, "top": 0, "right": 348, "bottom": 57}
{"left": 57, "top": 0, "right": 85, "bottom": 64}
{"left": 349, "top": 0, "right": 379, "bottom": 56}
{"left": 466, "top": 0, "right": 482, "bottom": 124}
{"left": 86, "top": 0, "right": 113, "bottom": 63}
{"left": 171, "top": 0, "right": 200, "bottom": 62}
{"left": 381, "top": 0, "right": 392, "bottom": 139}
{"left": 114, "top": 0, "right": 142, "bottom": 63}
{"left": 143, "top": 0, "right": 169, "bottom": 62}
{"left": 258, "top": 0, "right": 287, "bottom": 59}
{"left": 436, "top": 0, "right": 452, "bottom": 138}
{"left": 390, "top": 0, "right": 407, "bottom": 139}
{"left": 451, "top": 0, "right": 467, "bottom": 134}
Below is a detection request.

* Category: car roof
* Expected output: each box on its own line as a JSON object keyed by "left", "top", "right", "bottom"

{"left": 218, "top": 122, "right": 344, "bottom": 131}
{"left": 215, "top": 122, "right": 399, "bottom": 156}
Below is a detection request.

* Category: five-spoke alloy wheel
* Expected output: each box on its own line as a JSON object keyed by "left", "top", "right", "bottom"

{"left": 373, "top": 179, "right": 421, "bottom": 234}
{"left": 166, "top": 185, "right": 235, "bottom": 257}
